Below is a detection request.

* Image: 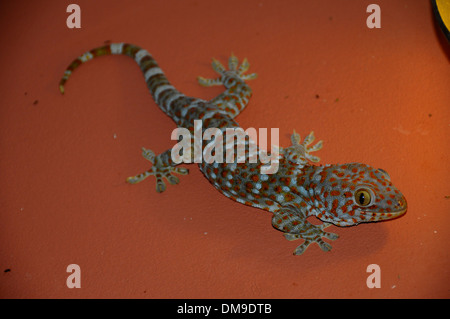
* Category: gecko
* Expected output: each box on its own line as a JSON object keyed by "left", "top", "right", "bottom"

{"left": 59, "top": 43, "right": 407, "bottom": 255}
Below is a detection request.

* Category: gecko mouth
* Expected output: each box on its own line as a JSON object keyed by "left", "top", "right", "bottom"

{"left": 390, "top": 207, "right": 407, "bottom": 218}
{"left": 370, "top": 204, "right": 407, "bottom": 221}
{"left": 362, "top": 196, "right": 407, "bottom": 222}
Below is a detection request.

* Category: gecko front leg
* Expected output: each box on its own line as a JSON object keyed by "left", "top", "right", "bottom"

{"left": 198, "top": 54, "right": 257, "bottom": 118}
{"left": 272, "top": 206, "right": 339, "bottom": 255}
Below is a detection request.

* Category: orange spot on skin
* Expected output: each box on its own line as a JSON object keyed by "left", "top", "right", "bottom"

{"left": 297, "top": 176, "right": 306, "bottom": 186}
{"left": 330, "top": 199, "right": 339, "bottom": 217}
{"left": 319, "top": 171, "right": 327, "bottom": 183}
{"left": 290, "top": 187, "right": 300, "bottom": 195}
{"left": 284, "top": 193, "right": 295, "bottom": 202}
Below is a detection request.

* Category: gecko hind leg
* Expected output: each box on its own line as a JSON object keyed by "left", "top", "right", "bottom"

{"left": 126, "top": 148, "right": 189, "bottom": 193}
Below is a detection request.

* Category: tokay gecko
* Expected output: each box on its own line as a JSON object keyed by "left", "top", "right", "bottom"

{"left": 60, "top": 43, "right": 407, "bottom": 255}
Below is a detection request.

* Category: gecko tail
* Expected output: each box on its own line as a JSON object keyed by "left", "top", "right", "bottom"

{"left": 59, "top": 43, "right": 119, "bottom": 94}
{"left": 59, "top": 43, "right": 184, "bottom": 118}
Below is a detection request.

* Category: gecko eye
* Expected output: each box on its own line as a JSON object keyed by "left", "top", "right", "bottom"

{"left": 354, "top": 188, "right": 372, "bottom": 207}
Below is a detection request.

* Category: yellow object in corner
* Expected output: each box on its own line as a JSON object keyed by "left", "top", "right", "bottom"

{"left": 432, "top": 0, "right": 450, "bottom": 41}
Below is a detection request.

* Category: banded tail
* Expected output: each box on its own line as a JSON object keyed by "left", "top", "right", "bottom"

{"left": 59, "top": 42, "right": 188, "bottom": 117}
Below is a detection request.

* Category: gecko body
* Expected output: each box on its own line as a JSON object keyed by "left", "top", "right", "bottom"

{"left": 60, "top": 43, "right": 407, "bottom": 255}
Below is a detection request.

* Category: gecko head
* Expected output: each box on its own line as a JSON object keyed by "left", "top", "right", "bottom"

{"left": 311, "top": 163, "right": 407, "bottom": 226}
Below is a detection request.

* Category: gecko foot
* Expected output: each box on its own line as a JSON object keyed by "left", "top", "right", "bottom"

{"left": 284, "top": 223, "right": 339, "bottom": 255}
{"left": 126, "top": 148, "right": 189, "bottom": 192}
{"left": 281, "top": 130, "right": 323, "bottom": 164}
{"left": 197, "top": 54, "right": 257, "bottom": 87}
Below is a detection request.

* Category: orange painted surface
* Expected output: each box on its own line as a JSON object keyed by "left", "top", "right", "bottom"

{"left": 0, "top": 0, "right": 449, "bottom": 298}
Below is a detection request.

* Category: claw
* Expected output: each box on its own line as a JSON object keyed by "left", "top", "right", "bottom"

{"left": 141, "top": 147, "right": 156, "bottom": 163}
{"left": 173, "top": 167, "right": 189, "bottom": 175}
{"left": 303, "top": 131, "right": 315, "bottom": 146}
{"left": 155, "top": 179, "right": 166, "bottom": 193}
{"left": 291, "top": 130, "right": 301, "bottom": 145}
{"left": 238, "top": 58, "right": 250, "bottom": 75}
{"left": 228, "top": 53, "right": 239, "bottom": 71}
{"left": 197, "top": 76, "right": 222, "bottom": 87}
{"left": 241, "top": 73, "right": 257, "bottom": 80}
{"left": 316, "top": 239, "right": 333, "bottom": 252}
{"left": 211, "top": 58, "right": 226, "bottom": 74}
{"left": 293, "top": 240, "right": 312, "bottom": 255}
{"left": 126, "top": 169, "right": 153, "bottom": 184}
